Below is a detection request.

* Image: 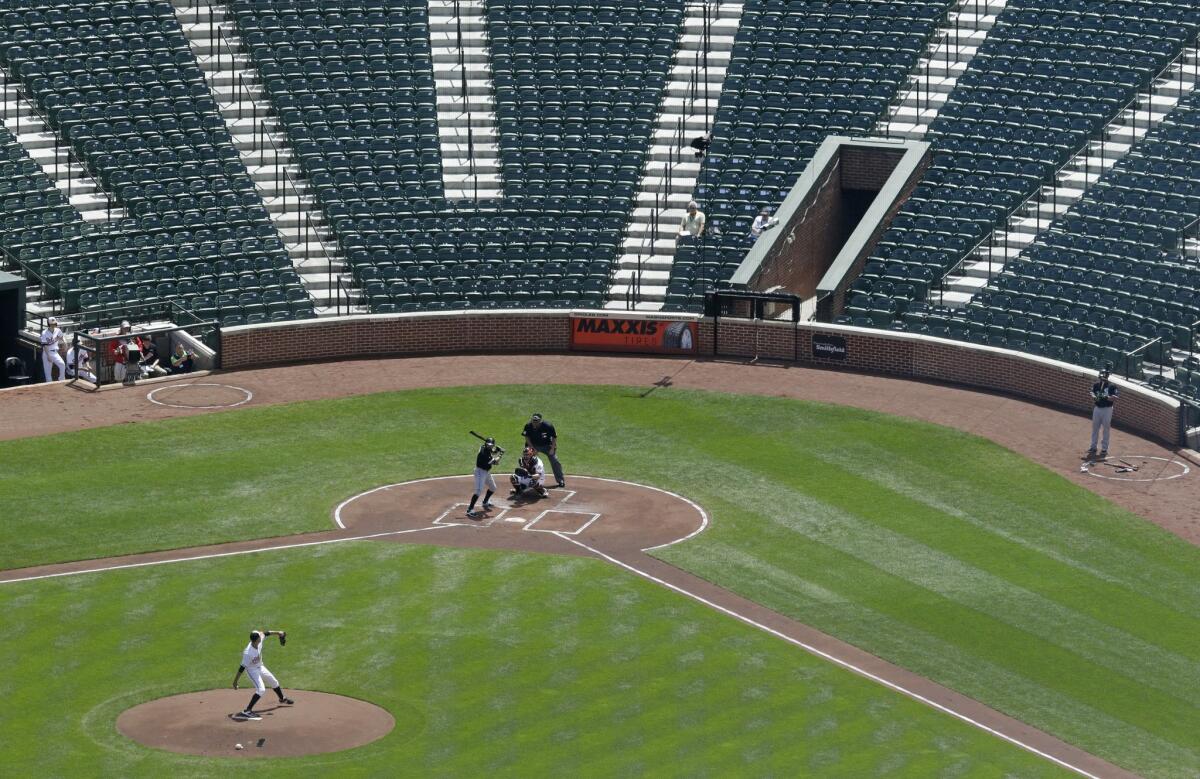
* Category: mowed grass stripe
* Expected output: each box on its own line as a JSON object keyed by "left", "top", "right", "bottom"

{"left": 750, "top": 456, "right": 1200, "bottom": 699}
{"left": 642, "top": 396, "right": 1200, "bottom": 776}
{"left": 2, "top": 385, "right": 1198, "bottom": 776}
{"left": 646, "top": 397, "right": 1200, "bottom": 666}
{"left": 0, "top": 542, "right": 1064, "bottom": 776}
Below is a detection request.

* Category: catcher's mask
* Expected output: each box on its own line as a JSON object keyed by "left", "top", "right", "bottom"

{"left": 523, "top": 446, "right": 536, "bottom": 459}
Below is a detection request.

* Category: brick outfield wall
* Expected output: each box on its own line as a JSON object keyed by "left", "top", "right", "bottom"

{"left": 221, "top": 312, "right": 1184, "bottom": 446}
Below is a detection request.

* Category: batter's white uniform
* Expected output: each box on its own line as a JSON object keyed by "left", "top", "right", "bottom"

{"left": 242, "top": 640, "right": 279, "bottom": 694}
{"left": 474, "top": 466, "right": 497, "bottom": 495}
{"left": 514, "top": 456, "right": 546, "bottom": 490}
{"left": 40, "top": 325, "right": 65, "bottom": 382}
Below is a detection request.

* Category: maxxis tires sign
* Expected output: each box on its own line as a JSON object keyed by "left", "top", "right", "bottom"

{"left": 570, "top": 315, "right": 698, "bottom": 354}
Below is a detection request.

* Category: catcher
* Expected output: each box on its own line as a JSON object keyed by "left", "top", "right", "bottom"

{"left": 232, "top": 628, "right": 293, "bottom": 720}
{"left": 510, "top": 446, "right": 549, "bottom": 499}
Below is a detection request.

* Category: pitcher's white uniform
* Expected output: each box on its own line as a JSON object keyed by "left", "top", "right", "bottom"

{"left": 242, "top": 638, "right": 279, "bottom": 694}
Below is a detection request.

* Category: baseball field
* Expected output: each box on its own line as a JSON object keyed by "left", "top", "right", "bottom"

{"left": 2, "top": 383, "right": 1199, "bottom": 777}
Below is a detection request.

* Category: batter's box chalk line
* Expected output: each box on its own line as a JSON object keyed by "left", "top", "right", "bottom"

{"left": 333, "top": 475, "right": 709, "bottom": 551}
{"left": 432, "top": 502, "right": 507, "bottom": 528}
{"left": 523, "top": 509, "right": 602, "bottom": 536}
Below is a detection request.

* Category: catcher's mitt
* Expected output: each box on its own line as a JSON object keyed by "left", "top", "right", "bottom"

{"left": 279, "top": 631, "right": 287, "bottom": 646}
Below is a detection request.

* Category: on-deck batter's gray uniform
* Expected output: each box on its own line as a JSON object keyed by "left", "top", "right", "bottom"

{"left": 1089, "top": 375, "right": 1118, "bottom": 454}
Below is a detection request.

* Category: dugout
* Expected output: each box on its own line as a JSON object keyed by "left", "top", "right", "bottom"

{"left": 0, "top": 271, "right": 30, "bottom": 384}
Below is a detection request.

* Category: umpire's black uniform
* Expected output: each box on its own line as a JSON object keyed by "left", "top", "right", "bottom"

{"left": 523, "top": 413, "right": 564, "bottom": 487}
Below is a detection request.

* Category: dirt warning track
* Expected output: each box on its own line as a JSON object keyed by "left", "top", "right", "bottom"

{"left": 3, "top": 354, "right": 1197, "bottom": 546}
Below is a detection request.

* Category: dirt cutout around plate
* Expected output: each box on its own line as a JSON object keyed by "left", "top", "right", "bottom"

{"left": 334, "top": 475, "right": 708, "bottom": 558}
{"left": 116, "top": 689, "right": 395, "bottom": 758}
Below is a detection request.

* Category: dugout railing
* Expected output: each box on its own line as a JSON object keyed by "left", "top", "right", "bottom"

{"left": 67, "top": 318, "right": 220, "bottom": 391}
{"left": 705, "top": 289, "right": 802, "bottom": 362}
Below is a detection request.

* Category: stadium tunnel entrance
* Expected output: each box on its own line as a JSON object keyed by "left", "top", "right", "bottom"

{"left": 721, "top": 136, "right": 931, "bottom": 322}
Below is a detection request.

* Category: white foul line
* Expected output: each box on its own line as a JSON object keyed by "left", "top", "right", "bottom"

{"left": 554, "top": 533, "right": 1104, "bottom": 779}
{"left": 0, "top": 525, "right": 452, "bottom": 586}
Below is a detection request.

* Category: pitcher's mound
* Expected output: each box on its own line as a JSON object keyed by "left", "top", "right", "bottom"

{"left": 117, "top": 689, "right": 396, "bottom": 757}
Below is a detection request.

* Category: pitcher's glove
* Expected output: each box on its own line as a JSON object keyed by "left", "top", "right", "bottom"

{"left": 279, "top": 631, "right": 287, "bottom": 646}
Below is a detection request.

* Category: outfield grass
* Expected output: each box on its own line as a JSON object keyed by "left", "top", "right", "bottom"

{"left": 0, "top": 542, "right": 1061, "bottom": 776}
{"left": 2, "top": 385, "right": 1199, "bottom": 775}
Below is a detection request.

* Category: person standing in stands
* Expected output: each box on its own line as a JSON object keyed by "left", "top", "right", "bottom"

{"left": 750, "top": 207, "right": 776, "bottom": 239}
{"left": 678, "top": 201, "right": 706, "bottom": 237}
{"left": 1087, "top": 364, "right": 1118, "bottom": 460}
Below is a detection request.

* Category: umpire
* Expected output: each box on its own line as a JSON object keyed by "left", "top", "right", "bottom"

{"left": 523, "top": 413, "right": 565, "bottom": 488}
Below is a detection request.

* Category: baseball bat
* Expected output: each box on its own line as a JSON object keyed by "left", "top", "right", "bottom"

{"left": 469, "top": 430, "right": 504, "bottom": 452}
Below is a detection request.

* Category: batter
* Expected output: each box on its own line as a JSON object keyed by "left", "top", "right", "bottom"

{"left": 467, "top": 437, "right": 503, "bottom": 518}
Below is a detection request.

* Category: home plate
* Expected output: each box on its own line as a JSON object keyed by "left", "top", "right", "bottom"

{"left": 504, "top": 517, "right": 526, "bottom": 523}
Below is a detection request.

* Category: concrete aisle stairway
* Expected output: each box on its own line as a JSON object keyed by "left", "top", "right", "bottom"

{"left": 877, "top": 0, "right": 1010, "bottom": 140}
{"left": 607, "top": 0, "right": 743, "bottom": 310}
{"left": 0, "top": 79, "right": 121, "bottom": 225}
{"left": 173, "top": 0, "right": 362, "bottom": 315}
{"left": 428, "top": 0, "right": 501, "bottom": 200}
{"left": 0, "top": 76, "right": 119, "bottom": 321}
{"left": 937, "top": 43, "right": 1200, "bottom": 307}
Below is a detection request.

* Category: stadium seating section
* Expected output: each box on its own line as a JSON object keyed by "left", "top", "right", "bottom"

{"left": 0, "top": 124, "right": 82, "bottom": 246}
{"left": 0, "top": 0, "right": 1197, "bottom": 409}
{"left": 903, "top": 89, "right": 1200, "bottom": 388}
{"left": 846, "top": 0, "right": 1196, "bottom": 325}
{"left": 0, "top": 0, "right": 314, "bottom": 325}
{"left": 231, "top": 0, "right": 682, "bottom": 312}
{"left": 661, "top": 0, "right": 955, "bottom": 311}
